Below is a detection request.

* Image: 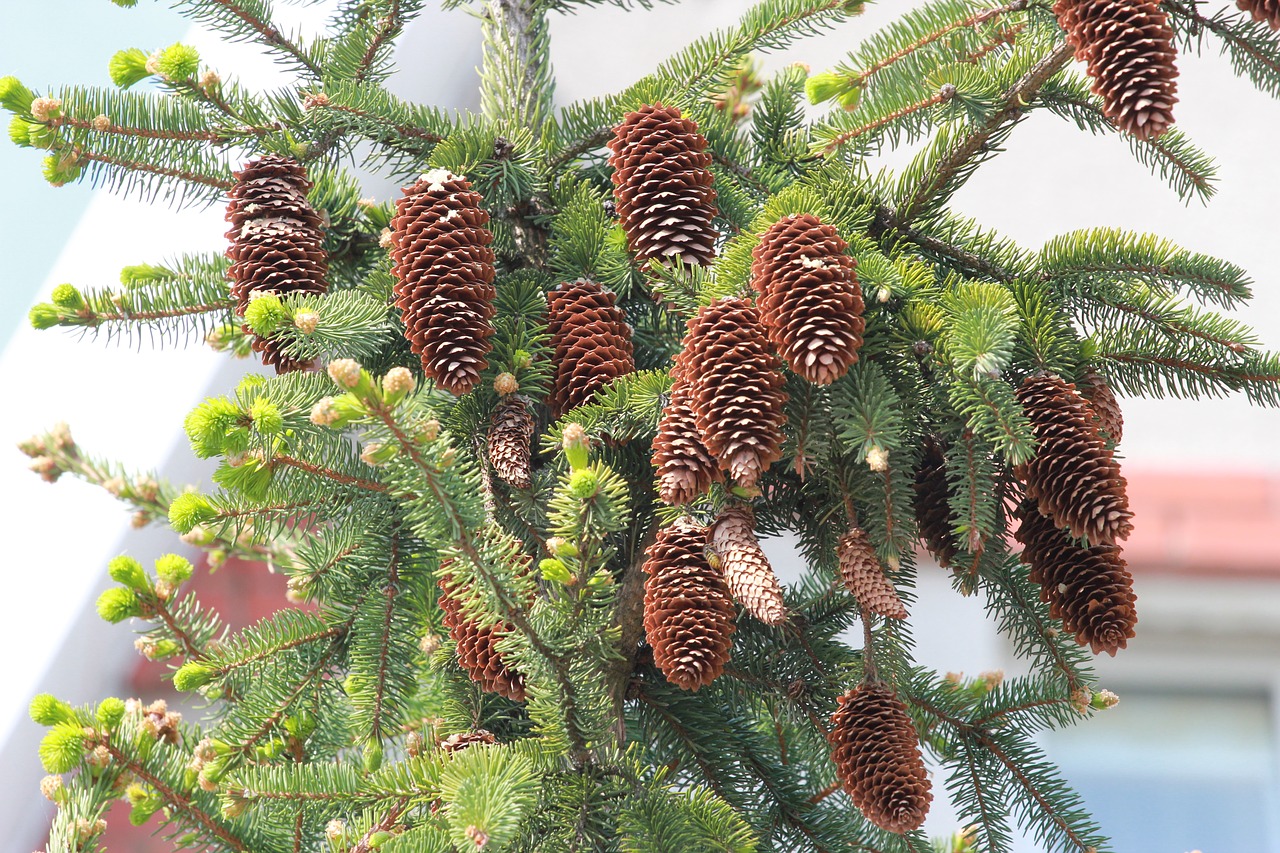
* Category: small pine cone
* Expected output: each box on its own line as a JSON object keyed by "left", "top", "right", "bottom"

{"left": 828, "top": 684, "right": 932, "bottom": 834}
{"left": 838, "top": 527, "right": 906, "bottom": 620}
{"left": 488, "top": 396, "right": 535, "bottom": 489}
{"left": 1015, "top": 373, "right": 1133, "bottom": 545}
{"left": 1015, "top": 504, "right": 1137, "bottom": 656}
{"left": 438, "top": 572, "right": 526, "bottom": 702}
{"left": 1237, "top": 0, "right": 1280, "bottom": 28}
{"left": 438, "top": 730, "right": 497, "bottom": 754}
{"left": 653, "top": 375, "right": 721, "bottom": 505}
{"left": 708, "top": 505, "right": 787, "bottom": 625}
{"left": 1077, "top": 367, "right": 1123, "bottom": 445}
{"left": 391, "top": 170, "right": 496, "bottom": 396}
{"left": 912, "top": 437, "right": 957, "bottom": 568}
{"left": 1053, "top": 0, "right": 1178, "bottom": 139}
{"left": 607, "top": 104, "right": 718, "bottom": 268}
{"left": 225, "top": 154, "right": 328, "bottom": 373}
{"left": 642, "top": 519, "right": 736, "bottom": 690}
{"left": 547, "top": 280, "right": 635, "bottom": 418}
{"left": 750, "top": 213, "right": 865, "bottom": 385}
{"left": 681, "top": 297, "right": 788, "bottom": 489}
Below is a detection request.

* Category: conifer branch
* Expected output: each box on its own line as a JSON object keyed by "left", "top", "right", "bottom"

{"left": 74, "top": 147, "right": 236, "bottom": 192}
{"left": 348, "top": 797, "right": 412, "bottom": 853}
{"left": 270, "top": 454, "right": 392, "bottom": 494}
{"left": 200, "top": 0, "right": 324, "bottom": 77}
{"left": 354, "top": 0, "right": 404, "bottom": 84}
{"left": 818, "top": 88, "right": 957, "bottom": 156}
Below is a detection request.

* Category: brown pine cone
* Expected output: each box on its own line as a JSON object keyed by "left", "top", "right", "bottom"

{"left": 838, "top": 527, "right": 907, "bottom": 620}
{"left": 1238, "top": 0, "right": 1280, "bottom": 28}
{"left": 438, "top": 730, "right": 498, "bottom": 754}
{"left": 707, "top": 505, "right": 787, "bottom": 625}
{"left": 828, "top": 684, "right": 932, "bottom": 834}
{"left": 225, "top": 154, "right": 328, "bottom": 373}
{"left": 391, "top": 169, "right": 496, "bottom": 396}
{"left": 437, "top": 572, "right": 526, "bottom": 702}
{"left": 1053, "top": 0, "right": 1178, "bottom": 139}
{"left": 680, "top": 297, "right": 788, "bottom": 489}
{"left": 1077, "top": 366, "right": 1124, "bottom": 445}
{"left": 607, "top": 104, "right": 719, "bottom": 268}
{"left": 488, "top": 395, "right": 535, "bottom": 489}
{"left": 1015, "top": 503, "right": 1137, "bottom": 656}
{"left": 653, "top": 373, "right": 721, "bottom": 505}
{"left": 750, "top": 213, "right": 865, "bottom": 385}
{"left": 547, "top": 280, "right": 635, "bottom": 418}
{"left": 642, "top": 519, "right": 736, "bottom": 690}
{"left": 912, "top": 437, "right": 957, "bottom": 568}
{"left": 1015, "top": 373, "right": 1133, "bottom": 545}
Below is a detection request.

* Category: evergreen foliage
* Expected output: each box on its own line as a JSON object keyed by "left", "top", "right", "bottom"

{"left": 12, "top": 1, "right": 1280, "bottom": 851}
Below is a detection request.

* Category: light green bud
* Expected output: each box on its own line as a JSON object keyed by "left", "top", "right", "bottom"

{"left": 0, "top": 76, "right": 34, "bottom": 114}
{"left": 107, "top": 555, "right": 149, "bottom": 591}
{"left": 108, "top": 48, "right": 151, "bottom": 89}
{"left": 156, "top": 43, "right": 200, "bottom": 80}
{"left": 168, "top": 492, "right": 216, "bottom": 534}
{"left": 96, "top": 697, "right": 126, "bottom": 730}
{"left": 30, "top": 694, "right": 76, "bottom": 726}
{"left": 154, "top": 553, "right": 194, "bottom": 585}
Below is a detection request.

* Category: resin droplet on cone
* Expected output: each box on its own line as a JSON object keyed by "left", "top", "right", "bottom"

{"left": 390, "top": 169, "right": 496, "bottom": 396}
{"left": 828, "top": 684, "right": 932, "bottom": 834}
{"left": 225, "top": 154, "right": 328, "bottom": 373}
{"left": 751, "top": 213, "right": 865, "bottom": 385}
{"left": 642, "top": 519, "right": 736, "bottom": 690}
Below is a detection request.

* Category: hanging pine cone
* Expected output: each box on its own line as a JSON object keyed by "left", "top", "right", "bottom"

{"left": 707, "top": 505, "right": 787, "bottom": 625}
{"left": 390, "top": 169, "right": 496, "bottom": 396}
{"left": 642, "top": 519, "right": 736, "bottom": 690}
{"left": 681, "top": 297, "right": 787, "bottom": 489}
{"left": 1237, "top": 0, "right": 1280, "bottom": 28}
{"left": 607, "top": 103, "right": 718, "bottom": 268}
{"left": 912, "top": 437, "right": 957, "bottom": 568}
{"left": 488, "top": 395, "right": 535, "bottom": 489}
{"left": 828, "top": 684, "right": 932, "bottom": 834}
{"left": 1015, "top": 503, "right": 1137, "bottom": 655}
{"left": 1053, "top": 0, "right": 1178, "bottom": 139}
{"left": 225, "top": 153, "right": 328, "bottom": 373}
{"left": 546, "top": 280, "right": 635, "bottom": 418}
{"left": 1015, "top": 373, "right": 1133, "bottom": 545}
{"left": 438, "top": 730, "right": 498, "bottom": 754}
{"left": 1077, "top": 366, "right": 1124, "bottom": 445}
{"left": 838, "top": 527, "right": 907, "bottom": 620}
{"left": 653, "top": 373, "right": 721, "bottom": 505}
{"left": 750, "top": 213, "right": 865, "bottom": 385}
{"left": 437, "top": 572, "right": 526, "bottom": 702}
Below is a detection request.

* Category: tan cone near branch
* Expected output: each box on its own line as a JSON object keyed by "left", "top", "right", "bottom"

{"left": 828, "top": 683, "right": 933, "bottom": 834}
{"left": 1015, "top": 503, "right": 1137, "bottom": 656}
{"left": 488, "top": 396, "right": 535, "bottom": 489}
{"left": 607, "top": 104, "right": 718, "bottom": 268}
{"left": 838, "top": 527, "right": 906, "bottom": 620}
{"left": 225, "top": 154, "right": 328, "bottom": 373}
{"left": 391, "top": 169, "right": 496, "bottom": 396}
{"left": 1015, "top": 373, "right": 1133, "bottom": 545}
{"left": 707, "top": 505, "right": 787, "bottom": 625}
{"left": 1053, "top": 0, "right": 1179, "bottom": 139}
{"left": 642, "top": 519, "right": 736, "bottom": 690}
{"left": 750, "top": 213, "right": 865, "bottom": 385}
{"left": 438, "top": 730, "right": 498, "bottom": 754}
{"left": 547, "top": 280, "right": 635, "bottom": 417}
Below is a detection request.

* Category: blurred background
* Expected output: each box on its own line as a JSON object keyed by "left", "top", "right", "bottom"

{"left": 2, "top": 1, "right": 1278, "bottom": 850}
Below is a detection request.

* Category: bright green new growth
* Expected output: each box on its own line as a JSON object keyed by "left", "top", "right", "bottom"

{"left": 12, "top": 0, "right": 1280, "bottom": 852}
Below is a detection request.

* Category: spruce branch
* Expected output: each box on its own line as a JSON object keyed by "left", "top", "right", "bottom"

{"left": 817, "top": 87, "right": 958, "bottom": 156}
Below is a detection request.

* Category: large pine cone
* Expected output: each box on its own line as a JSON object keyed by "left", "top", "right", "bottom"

{"left": 488, "top": 395, "right": 535, "bottom": 489}
{"left": 1015, "top": 503, "right": 1137, "bottom": 656}
{"left": 680, "top": 297, "right": 788, "bottom": 489}
{"left": 1237, "top": 0, "right": 1280, "bottom": 28}
{"left": 225, "top": 154, "right": 328, "bottom": 373}
{"left": 828, "top": 684, "right": 933, "bottom": 834}
{"left": 1015, "top": 373, "right": 1133, "bottom": 545}
{"left": 750, "top": 213, "right": 865, "bottom": 385}
{"left": 437, "top": 572, "right": 526, "bottom": 702}
{"left": 1053, "top": 0, "right": 1178, "bottom": 139}
{"left": 653, "top": 373, "right": 721, "bottom": 505}
{"left": 838, "top": 527, "right": 907, "bottom": 620}
{"left": 708, "top": 505, "right": 787, "bottom": 625}
{"left": 547, "top": 280, "right": 635, "bottom": 418}
{"left": 607, "top": 104, "right": 718, "bottom": 268}
{"left": 642, "top": 519, "right": 736, "bottom": 691}
{"left": 391, "top": 169, "right": 496, "bottom": 396}
{"left": 1077, "top": 366, "right": 1124, "bottom": 445}
{"left": 912, "top": 437, "right": 957, "bottom": 568}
